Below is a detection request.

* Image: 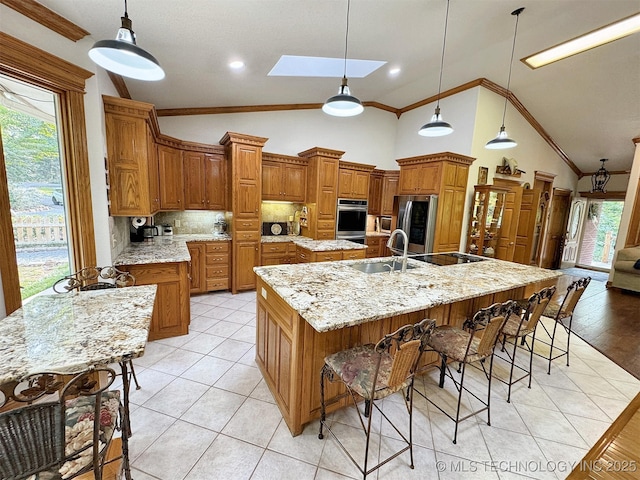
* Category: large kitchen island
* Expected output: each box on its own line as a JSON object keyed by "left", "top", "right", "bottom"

{"left": 253, "top": 254, "right": 561, "bottom": 435}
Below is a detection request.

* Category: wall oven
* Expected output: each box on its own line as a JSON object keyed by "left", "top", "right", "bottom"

{"left": 336, "top": 198, "right": 368, "bottom": 244}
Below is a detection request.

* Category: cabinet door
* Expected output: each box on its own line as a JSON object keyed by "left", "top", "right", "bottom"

{"left": 368, "top": 174, "right": 383, "bottom": 216}
{"left": 187, "top": 243, "right": 204, "bottom": 293}
{"left": 495, "top": 188, "right": 523, "bottom": 262}
{"left": 380, "top": 174, "right": 398, "bottom": 216}
{"left": 398, "top": 165, "right": 420, "bottom": 194}
{"left": 183, "top": 151, "right": 206, "bottom": 210}
{"left": 262, "top": 162, "right": 283, "bottom": 200}
{"left": 204, "top": 154, "right": 226, "bottom": 210}
{"left": 147, "top": 128, "right": 160, "bottom": 214}
{"left": 338, "top": 169, "right": 354, "bottom": 198}
{"left": 158, "top": 145, "right": 184, "bottom": 210}
{"left": 352, "top": 171, "right": 370, "bottom": 199}
{"left": 283, "top": 164, "right": 306, "bottom": 202}
{"left": 417, "top": 164, "right": 441, "bottom": 194}
{"left": 235, "top": 242, "right": 260, "bottom": 290}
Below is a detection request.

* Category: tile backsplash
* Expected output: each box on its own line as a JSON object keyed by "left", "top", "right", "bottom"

{"left": 154, "top": 211, "right": 224, "bottom": 234}
{"left": 261, "top": 202, "right": 303, "bottom": 222}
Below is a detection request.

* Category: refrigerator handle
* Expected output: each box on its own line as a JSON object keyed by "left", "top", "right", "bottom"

{"left": 400, "top": 200, "right": 413, "bottom": 250}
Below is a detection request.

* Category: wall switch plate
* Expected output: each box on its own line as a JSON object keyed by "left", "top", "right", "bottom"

{"left": 261, "top": 287, "right": 267, "bottom": 299}
{"left": 175, "top": 219, "right": 181, "bottom": 227}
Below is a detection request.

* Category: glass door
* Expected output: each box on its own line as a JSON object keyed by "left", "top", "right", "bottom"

{"left": 576, "top": 199, "right": 624, "bottom": 270}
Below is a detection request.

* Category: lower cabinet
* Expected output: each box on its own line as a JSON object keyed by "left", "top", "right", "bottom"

{"left": 365, "top": 235, "right": 390, "bottom": 258}
{"left": 119, "top": 261, "right": 190, "bottom": 341}
{"left": 187, "top": 241, "right": 230, "bottom": 294}
{"left": 296, "top": 246, "right": 366, "bottom": 263}
{"left": 261, "top": 242, "right": 297, "bottom": 266}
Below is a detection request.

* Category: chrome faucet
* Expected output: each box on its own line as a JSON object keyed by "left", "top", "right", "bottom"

{"left": 387, "top": 229, "right": 409, "bottom": 273}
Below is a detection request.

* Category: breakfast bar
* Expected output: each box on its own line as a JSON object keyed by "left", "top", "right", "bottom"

{"left": 254, "top": 255, "right": 561, "bottom": 435}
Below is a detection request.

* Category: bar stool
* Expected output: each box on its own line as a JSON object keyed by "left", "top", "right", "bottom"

{"left": 318, "top": 318, "right": 436, "bottom": 479}
{"left": 417, "top": 300, "right": 518, "bottom": 444}
{"left": 496, "top": 286, "right": 556, "bottom": 402}
{"left": 532, "top": 276, "right": 590, "bottom": 374}
{"left": 53, "top": 266, "right": 141, "bottom": 389}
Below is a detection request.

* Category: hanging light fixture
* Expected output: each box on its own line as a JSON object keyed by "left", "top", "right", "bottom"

{"left": 485, "top": 7, "right": 524, "bottom": 150}
{"left": 323, "top": 0, "right": 364, "bottom": 117}
{"left": 591, "top": 159, "right": 611, "bottom": 193}
{"left": 88, "top": 0, "right": 165, "bottom": 81}
{"left": 419, "top": 0, "right": 453, "bottom": 137}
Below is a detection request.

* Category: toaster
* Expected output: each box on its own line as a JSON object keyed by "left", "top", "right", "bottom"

{"left": 162, "top": 225, "right": 173, "bottom": 236}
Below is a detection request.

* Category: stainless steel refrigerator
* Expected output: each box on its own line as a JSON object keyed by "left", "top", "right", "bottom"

{"left": 391, "top": 195, "right": 438, "bottom": 254}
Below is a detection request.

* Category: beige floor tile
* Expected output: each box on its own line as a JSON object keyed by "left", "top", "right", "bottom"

{"left": 237, "top": 345, "right": 257, "bottom": 366}
{"left": 218, "top": 297, "right": 250, "bottom": 311}
{"left": 189, "top": 316, "right": 220, "bottom": 332}
{"left": 535, "top": 438, "right": 589, "bottom": 480}
{"left": 181, "top": 386, "right": 245, "bottom": 432}
{"left": 142, "top": 377, "right": 209, "bottom": 418}
{"left": 184, "top": 434, "right": 263, "bottom": 480}
{"left": 200, "top": 306, "right": 235, "bottom": 320}
{"left": 239, "top": 302, "right": 258, "bottom": 313}
{"left": 197, "top": 293, "right": 232, "bottom": 307}
{"left": 268, "top": 419, "right": 324, "bottom": 466}
{"left": 129, "top": 468, "right": 161, "bottom": 480}
{"left": 376, "top": 439, "right": 437, "bottom": 479}
{"left": 428, "top": 410, "right": 493, "bottom": 462}
{"left": 564, "top": 413, "right": 611, "bottom": 447}
{"left": 318, "top": 421, "right": 380, "bottom": 480}
{"left": 249, "top": 379, "right": 277, "bottom": 404}
{"left": 513, "top": 403, "right": 587, "bottom": 449}
{"left": 133, "top": 420, "right": 216, "bottom": 480}
{"left": 314, "top": 468, "right": 353, "bottom": 480}
{"left": 209, "top": 338, "right": 253, "bottom": 362}
{"left": 147, "top": 348, "right": 204, "bottom": 376}
{"left": 181, "top": 332, "right": 226, "bottom": 354}
{"left": 607, "top": 379, "right": 640, "bottom": 400}
{"left": 432, "top": 452, "right": 498, "bottom": 479}
{"left": 133, "top": 342, "right": 176, "bottom": 368}
{"left": 231, "top": 324, "right": 257, "bottom": 343}
{"left": 222, "top": 397, "right": 283, "bottom": 447}
{"left": 190, "top": 303, "right": 214, "bottom": 316}
{"left": 205, "top": 320, "right": 242, "bottom": 337}
{"left": 225, "top": 309, "right": 256, "bottom": 325}
{"left": 128, "top": 406, "right": 176, "bottom": 461}
{"left": 128, "top": 369, "right": 176, "bottom": 406}
{"left": 215, "top": 363, "right": 263, "bottom": 396}
{"left": 379, "top": 395, "right": 434, "bottom": 449}
{"left": 539, "top": 384, "right": 607, "bottom": 421}
{"left": 252, "top": 449, "right": 317, "bottom": 480}
{"left": 181, "top": 355, "right": 234, "bottom": 386}
{"left": 154, "top": 331, "right": 199, "bottom": 348}
{"left": 563, "top": 371, "right": 628, "bottom": 400}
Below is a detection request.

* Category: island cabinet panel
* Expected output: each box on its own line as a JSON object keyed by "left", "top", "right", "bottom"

{"left": 296, "top": 246, "right": 366, "bottom": 263}
{"left": 119, "top": 262, "right": 190, "bottom": 341}
{"left": 158, "top": 145, "right": 184, "bottom": 210}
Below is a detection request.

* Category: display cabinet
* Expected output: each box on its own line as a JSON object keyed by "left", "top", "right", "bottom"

{"left": 466, "top": 185, "right": 509, "bottom": 257}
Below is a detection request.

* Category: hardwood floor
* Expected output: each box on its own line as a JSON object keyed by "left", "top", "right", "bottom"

{"left": 557, "top": 267, "right": 640, "bottom": 380}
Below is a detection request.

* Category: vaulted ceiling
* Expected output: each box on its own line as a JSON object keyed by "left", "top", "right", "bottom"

{"left": 37, "top": 0, "right": 640, "bottom": 174}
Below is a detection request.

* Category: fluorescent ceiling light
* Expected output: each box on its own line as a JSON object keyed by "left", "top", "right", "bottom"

{"left": 522, "top": 12, "right": 640, "bottom": 69}
{"left": 389, "top": 67, "right": 401, "bottom": 75}
{"left": 229, "top": 61, "right": 245, "bottom": 69}
{"left": 268, "top": 55, "right": 385, "bottom": 78}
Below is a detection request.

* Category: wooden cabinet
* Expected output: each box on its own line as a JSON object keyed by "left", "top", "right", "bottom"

{"left": 397, "top": 153, "right": 474, "bottom": 253}
{"left": 338, "top": 161, "right": 375, "bottom": 200}
{"left": 158, "top": 145, "right": 184, "bottom": 210}
{"left": 298, "top": 148, "right": 343, "bottom": 240}
{"left": 513, "top": 188, "right": 543, "bottom": 265}
{"left": 103, "top": 97, "right": 159, "bottom": 216}
{"left": 365, "top": 235, "right": 390, "bottom": 258}
{"left": 187, "top": 241, "right": 230, "bottom": 293}
{"left": 119, "top": 261, "right": 190, "bottom": 340}
{"left": 296, "top": 246, "right": 366, "bottom": 263}
{"left": 465, "top": 185, "right": 510, "bottom": 258}
{"left": 262, "top": 154, "right": 307, "bottom": 202}
{"left": 183, "top": 151, "right": 226, "bottom": 210}
{"left": 222, "top": 132, "right": 267, "bottom": 293}
{"left": 369, "top": 170, "right": 399, "bottom": 216}
{"left": 261, "top": 242, "right": 297, "bottom": 266}
{"left": 492, "top": 179, "right": 524, "bottom": 262}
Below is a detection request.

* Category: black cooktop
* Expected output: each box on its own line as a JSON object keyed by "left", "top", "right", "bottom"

{"left": 412, "top": 252, "right": 487, "bottom": 266}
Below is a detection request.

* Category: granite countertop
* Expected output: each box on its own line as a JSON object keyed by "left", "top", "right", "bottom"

{"left": 0, "top": 285, "right": 157, "bottom": 384}
{"left": 254, "top": 256, "right": 562, "bottom": 333}
{"left": 292, "top": 238, "right": 367, "bottom": 251}
{"left": 114, "top": 233, "right": 230, "bottom": 266}
{"left": 261, "top": 235, "right": 312, "bottom": 243}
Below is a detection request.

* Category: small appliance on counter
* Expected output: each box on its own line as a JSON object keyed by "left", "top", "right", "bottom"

{"left": 162, "top": 224, "right": 173, "bottom": 236}
{"left": 212, "top": 214, "right": 227, "bottom": 235}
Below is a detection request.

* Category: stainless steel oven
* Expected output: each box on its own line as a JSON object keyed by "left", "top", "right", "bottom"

{"left": 336, "top": 198, "right": 368, "bottom": 243}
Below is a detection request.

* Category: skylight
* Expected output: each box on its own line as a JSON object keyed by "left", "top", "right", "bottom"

{"left": 268, "top": 55, "right": 386, "bottom": 78}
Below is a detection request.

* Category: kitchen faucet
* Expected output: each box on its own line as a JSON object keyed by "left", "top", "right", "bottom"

{"left": 387, "top": 229, "right": 409, "bottom": 273}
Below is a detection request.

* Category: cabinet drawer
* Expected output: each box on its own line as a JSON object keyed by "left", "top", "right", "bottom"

{"left": 206, "top": 278, "right": 229, "bottom": 291}
{"left": 366, "top": 245, "right": 381, "bottom": 258}
{"left": 342, "top": 249, "right": 366, "bottom": 260}
{"left": 317, "top": 220, "right": 335, "bottom": 231}
{"left": 236, "top": 231, "right": 261, "bottom": 242}
{"left": 296, "top": 249, "right": 311, "bottom": 263}
{"left": 121, "top": 262, "right": 180, "bottom": 282}
{"left": 206, "top": 253, "right": 229, "bottom": 265}
{"left": 316, "top": 251, "right": 343, "bottom": 262}
{"left": 235, "top": 218, "right": 260, "bottom": 231}
{"left": 317, "top": 230, "right": 335, "bottom": 240}
{"left": 261, "top": 242, "right": 290, "bottom": 254}
{"left": 206, "top": 265, "right": 229, "bottom": 278}
{"left": 206, "top": 242, "right": 229, "bottom": 253}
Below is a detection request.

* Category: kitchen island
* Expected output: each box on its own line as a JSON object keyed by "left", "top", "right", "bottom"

{"left": 253, "top": 255, "right": 561, "bottom": 435}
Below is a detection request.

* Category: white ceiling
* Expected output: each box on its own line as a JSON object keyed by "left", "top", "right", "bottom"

{"left": 39, "top": 0, "right": 640, "bottom": 174}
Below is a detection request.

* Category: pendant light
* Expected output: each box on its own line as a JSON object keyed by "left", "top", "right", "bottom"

{"left": 591, "top": 159, "right": 611, "bottom": 193}
{"left": 323, "top": 0, "right": 364, "bottom": 117}
{"left": 419, "top": 0, "right": 453, "bottom": 137}
{"left": 88, "top": 0, "right": 165, "bottom": 81}
{"left": 485, "top": 7, "right": 524, "bottom": 150}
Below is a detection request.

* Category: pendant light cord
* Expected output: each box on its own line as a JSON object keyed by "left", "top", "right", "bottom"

{"left": 501, "top": 8, "right": 524, "bottom": 128}
{"left": 123, "top": 0, "right": 129, "bottom": 18}
{"left": 435, "top": 0, "right": 450, "bottom": 108}
{"left": 342, "top": 0, "right": 351, "bottom": 81}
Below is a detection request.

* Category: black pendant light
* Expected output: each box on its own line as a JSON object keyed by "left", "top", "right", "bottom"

{"left": 419, "top": 0, "right": 453, "bottom": 137}
{"left": 485, "top": 7, "right": 524, "bottom": 150}
{"left": 323, "top": 0, "right": 364, "bottom": 117}
{"left": 591, "top": 159, "right": 611, "bottom": 193}
{"left": 89, "top": 0, "right": 165, "bottom": 81}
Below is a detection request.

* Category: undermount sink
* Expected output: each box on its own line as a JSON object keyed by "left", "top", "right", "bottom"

{"left": 350, "top": 260, "right": 417, "bottom": 274}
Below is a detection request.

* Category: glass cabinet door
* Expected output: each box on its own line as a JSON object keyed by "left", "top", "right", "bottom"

{"left": 467, "top": 186, "right": 507, "bottom": 257}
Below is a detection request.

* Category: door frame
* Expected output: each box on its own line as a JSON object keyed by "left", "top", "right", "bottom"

{"left": 0, "top": 33, "right": 95, "bottom": 315}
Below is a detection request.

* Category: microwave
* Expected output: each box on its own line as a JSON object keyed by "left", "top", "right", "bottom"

{"left": 378, "top": 216, "right": 392, "bottom": 233}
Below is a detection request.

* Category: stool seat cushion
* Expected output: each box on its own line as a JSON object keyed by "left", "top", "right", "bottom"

{"left": 501, "top": 313, "right": 534, "bottom": 338}
{"left": 427, "top": 325, "right": 485, "bottom": 363}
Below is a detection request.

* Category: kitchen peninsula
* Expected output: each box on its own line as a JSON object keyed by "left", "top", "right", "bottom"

{"left": 253, "top": 255, "right": 561, "bottom": 435}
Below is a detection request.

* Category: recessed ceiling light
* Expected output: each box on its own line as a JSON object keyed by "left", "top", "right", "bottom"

{"left": 229, "top": 61, "right": 245, "bottom": 70}
{"left": 268, "top": 55, "right": 385, "bottom": 78}
{"left": 522, "top": 12, "right": 640, "bottom": 69}
{"left": 389, "top": 67, "right": 401, "bottom": 75}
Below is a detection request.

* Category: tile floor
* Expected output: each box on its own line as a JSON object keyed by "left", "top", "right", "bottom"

{"left": 120, "top": 290, "right": 640, "bottom": 480}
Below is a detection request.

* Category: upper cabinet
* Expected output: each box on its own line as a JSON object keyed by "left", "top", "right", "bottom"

{"left": 369, "top": 170, "right": 399, "bottom": 216}
{"left": 261, "top": 153, "right": 307, "bottom": 202}
{"left": 103, "top": 96, "right": 159, "bottom": 216}
{"left": 184, "top": 150, "right": 226, "bottom": 210}
{"left": 158, "top": 145, "right": 184, "bottom": 210}
{"left": 398, "top": 162, "right": 441, "bottom": 195}
{"left": 338, "top": 161, "right": 375, "bottom": 200}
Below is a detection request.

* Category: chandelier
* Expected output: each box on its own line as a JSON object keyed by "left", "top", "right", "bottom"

{"left": 591, "top": 159, "right": 610, "bottom": 193}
